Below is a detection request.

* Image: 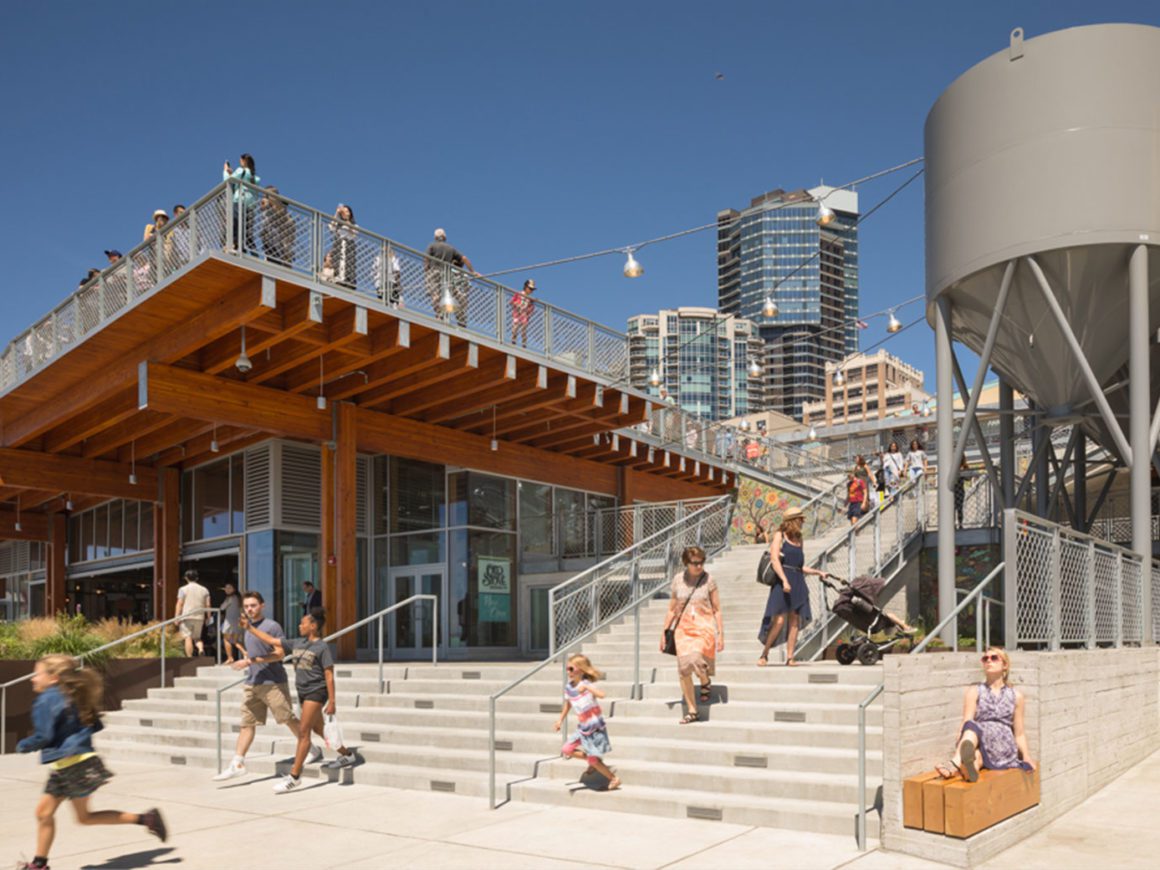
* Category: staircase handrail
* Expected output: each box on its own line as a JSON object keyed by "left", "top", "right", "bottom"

{"left": 911, "top": 562, "right": 1006, "bottom": 653}
{"left": 856, "top": 682, "right": 885, "bottom": 851}
{"left": 213, "top": 594, "right": 437, "bottom": 773}
{"left": 1, "top": 606, "right": 222, "bottom": 755}
{"left": 490, "top": 495, "right": 733, "bottom": 808}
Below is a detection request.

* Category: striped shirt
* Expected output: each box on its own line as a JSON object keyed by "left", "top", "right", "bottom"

{"left": 564, "top": 680, "right": 605, "bottom": 735}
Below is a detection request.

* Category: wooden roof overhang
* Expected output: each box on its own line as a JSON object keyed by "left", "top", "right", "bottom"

{"left": 0, "top": 256, "right": 732, "bottom": 536}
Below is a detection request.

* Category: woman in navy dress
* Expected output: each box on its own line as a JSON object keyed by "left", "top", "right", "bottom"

{"left": 757, "top": 507, "right": 828, "bottom": 666}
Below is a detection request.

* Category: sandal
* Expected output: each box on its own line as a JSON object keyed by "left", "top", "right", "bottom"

{"left": 958, "top": 739, "right": 979, "bottom": 782}
{"left": 679, "top": 712, "right": 700, "bottom": 725}
{"left": 786, "top": 658, "right": 799, "bottom": 667}
{"left": 606, "top": 776, "right": 622, "bottom": 791}
{"left": 699, "top": 684, "right": 712, "bottom": 702}
{"left": 756, "top": 657, "right": 769, "bottom": 667}
{"left": 934, "top": 760, "right": 959, "bottom": 779}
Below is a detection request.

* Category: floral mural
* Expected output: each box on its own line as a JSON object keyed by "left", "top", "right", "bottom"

{"left": 729, "top": 475, "right": 804, "bottom": 545}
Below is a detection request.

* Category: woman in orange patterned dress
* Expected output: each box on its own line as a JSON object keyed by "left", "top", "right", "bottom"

{"left": 659, "top": 546, "right": 724, "bottom": 724}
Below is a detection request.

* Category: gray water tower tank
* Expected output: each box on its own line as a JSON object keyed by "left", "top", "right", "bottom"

{"left": 925, "top": 23, "right": 1160, "bottom": 415}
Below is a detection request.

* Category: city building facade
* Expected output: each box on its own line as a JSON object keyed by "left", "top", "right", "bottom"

{"left": 803, "top": 349, "right": 928, "bottom": 426}
{"left": 717, "top": 185, "right": 860, "bottom": 421}
{"left": 627, "top": 307, "right": 765, "bottom": 420}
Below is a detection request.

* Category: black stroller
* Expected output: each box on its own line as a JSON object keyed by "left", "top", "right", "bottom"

{"left": 820, "top": 575, "right": 909, "bottom": 665}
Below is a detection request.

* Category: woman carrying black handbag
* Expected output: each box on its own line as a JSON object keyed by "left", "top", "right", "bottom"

{"left": 757, "top": 507, "right": 828, "bottom": 667}
{"left": 659, "top": 546, "right": 724, "bottom": 725}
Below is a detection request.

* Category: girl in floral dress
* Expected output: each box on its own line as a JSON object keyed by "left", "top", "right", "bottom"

{"left": 554, "top": 655, "right": 620, "bottom": 790}
{"left": 936, "top": 646, "right": 1037, "bottom": 781}
{"left": 660, "top": 546, "right": 724, "bottom": 724}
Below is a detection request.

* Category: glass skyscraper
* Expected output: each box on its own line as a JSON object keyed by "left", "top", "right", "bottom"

{"left": 717, "top": 185, "right": 859, "bottom": 420}
{"left": 627, "top": 307, "right": 765, "bottom": 420}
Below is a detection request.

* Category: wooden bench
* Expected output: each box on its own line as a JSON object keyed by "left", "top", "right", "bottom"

{"left": 903, "top": 768, "right": 1039, "bottom": 837}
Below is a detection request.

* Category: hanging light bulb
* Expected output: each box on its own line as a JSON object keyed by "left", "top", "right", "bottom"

{"left": 235, "top": 325, "right": 252, "bottom": 373}
{"left": 440, "top": 285, "right": 456, "bottom": 314}
{"left": 65, "top": 493, "right": 75, "bottom": 512}
{"left": 833, "top": 369, "right": 845, "bottom": 387}
{"left": 748, "top": 358, "right": 761, "bottom": 379}
{"left": 762, "top": 296, "right": 778, "bottom": 318}
{"left": 490, "top": 405, "right": 498, "bottom": 451}
{"left": 816, "top": 201, "right": 836, "bottom": 227}
{"left": 210, "top": 424, "right": 220, "bottom": 453}
{"left": 317, "top": 355, "right": 327, "bottom": 410}
{"left": 886, "top": 310, "right": 902, "bottom": 333}
{"left": 623, "top": 249, "right": 644, "bottom": 278}
{"left": 739, "top": 419, "right": 751, "bottom": 432}
{"left": 922, "top": 404, "right": 932, "bottom": 418}
{"left": 808, "top": 424, "right": 817, "bottom": 440}
{"left": 14, "top": 495, "right": 21, "bottom": 533}
{"left": 648, "top": 367, "right": 661, "bottom": 387}
{"left": 128, "top": 441, "right": 137, "bottom": 486}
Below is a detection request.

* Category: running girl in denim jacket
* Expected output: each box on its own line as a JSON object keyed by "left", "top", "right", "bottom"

{"left": 15, "top": 654, "right": 166, "bottom": 870}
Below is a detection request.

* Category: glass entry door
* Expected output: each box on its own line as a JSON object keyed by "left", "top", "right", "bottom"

{"left": 388, "top": 566, "right": 442, "bottom": 657}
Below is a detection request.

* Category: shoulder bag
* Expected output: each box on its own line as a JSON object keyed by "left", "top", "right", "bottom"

{"left": 663, "top": 574, "right": 706, "bottom": 655}
{"left": 756, "top": 550, "right": 777, "bottom": 586}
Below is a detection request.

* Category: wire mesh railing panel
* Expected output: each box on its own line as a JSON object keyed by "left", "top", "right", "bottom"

{"left": 593, "top": 326, "right": 627, "bottom": 380}
{"left": 1093, "top": 549, "right": 1119, "bottom": 643}
{"left": 103, "top": 263, "right": 130, "bottom": 320}
{"left": 129, "top": 245, "right": 157, "bottom": 297}
{"left": 54, "top": 300, "right": 77, "bottom": 352}
{"left": 1121, "top": 558, "right": 1143, "bottom": 643}
{"left": 462, "top": 276, "right": 501, "bottom": 339}
{"left": 1058, "top": 538, "right": 1090, "bottom": 643}
{"left": 160, "top": 215, "right": 193, "bottom": 276}
{"left": 257, "top": 198, "right": 312, "bottom": 275}
{"left": 1015, "top": 524, "right": 1055, "bottom": 643}
{"left": 500, "top": 286, "right": 547, "bottom": 355}
{"left": 549, "top": 310, "right": 591, "bottom": 372}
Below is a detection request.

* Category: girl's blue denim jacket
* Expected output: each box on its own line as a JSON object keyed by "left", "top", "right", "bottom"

{"left": 16, "top": 685, "right": 103, "bottom": 763}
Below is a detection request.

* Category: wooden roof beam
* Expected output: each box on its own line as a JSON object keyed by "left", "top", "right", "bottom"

{"left": 41, "top": 388, "right": 140, "bottom": 455}
{"left": 327, "top": 332, "right": 450, "bottom": 402}
{"left": 421, "top": 359, "right": 547, "bottom": 424}
{"left": 137, "top": 362, "right": 329, "bottom": 441}
{"left": 451, "top": 374, "right": 574, "bottom": 431}
{"left": 281, "top": 319, "right": 409, "bottom": 394}
{"left": 153, "top": 424, "right": 252, "bottom": 467}
{"left": 248, "top": 305, "right": 370, "bottom": 386}
{"left": 358, "top": 342, "right": 480, "bottom": 410}
{"left": 81, "top": 411, "right": 175, "bottom": 460}
{"left": 0, "top": 508, "right": 50, "bottom": 541}
{"left": 0, "top": 448, "right": 157, "bottom": 502}
{"left": 200, "top": 290, "right": 323, "bottom": 375}
{"left": 0, "top": 276, "right": 277, "bottom": 448}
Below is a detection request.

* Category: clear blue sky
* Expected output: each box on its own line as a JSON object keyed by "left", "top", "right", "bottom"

{"left": 1, "top": 1, "right": 1154, "bottom": 387}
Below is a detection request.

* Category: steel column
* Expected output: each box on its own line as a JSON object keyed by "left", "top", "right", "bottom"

{"left": 935, "top": 297, "right": 957, "bottom": 644}
{"left": 1128, "top": 244, "right": 1152, "bottom": 641}
{"left": 1002, "top": 510, "right": 1018, "bottom": 646}
{"left": 1074, "top": 431, "right": 1087, "bottom": 533}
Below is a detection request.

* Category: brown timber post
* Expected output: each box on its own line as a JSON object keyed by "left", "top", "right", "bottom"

{"left": 335, "top": 402, "right": 358, "bottom": 659}
{"left": 48, "top": 512, "right": 67, "bottom": 616}
{"left": 153, "top": 468, "right": 180, "bottom": 620}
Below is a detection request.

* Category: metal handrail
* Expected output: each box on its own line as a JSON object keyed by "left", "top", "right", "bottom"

{"left": 1, "top": 606, "right": 221, "bottom": 754}
{"left": 911, "top": 563, "right": 1005, "bottom": 654}
{"left": 213, "top": 594, "right": 437, "bottom": 773}
{"left": 856, "top": 682, "right": 885, "bottom": 851}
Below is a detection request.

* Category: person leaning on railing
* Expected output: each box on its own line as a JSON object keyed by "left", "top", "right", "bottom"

{"left": 223, "top": 153, "right": 260, "bottom": 253}
{"left": 425, "top": 227, "right": 477, "bottom": 328}
{"left": 660, "top": 546, "right": 724, "bottom": 725}
{"left": 323, "top": 204, "right": 358, "bottom": 289}
{"left": 259, "top": 187, "right": 295, "bottom": 268}
{"left": 757, "top": 507, "right": 827, "bottom": 667}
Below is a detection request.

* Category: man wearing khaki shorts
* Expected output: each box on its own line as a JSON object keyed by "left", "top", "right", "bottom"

{"left": 212, "top": 590, "right": 322, "bottom": 781}
{"left": 175, "top": 569, "right": 211, "bottom": 657}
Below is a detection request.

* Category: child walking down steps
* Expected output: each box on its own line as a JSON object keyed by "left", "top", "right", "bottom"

{"left": 554, "top": 654, "right": 620, "bottom": 791}
{"left": 16, "top": 654, "right": 166, "bottom": 870}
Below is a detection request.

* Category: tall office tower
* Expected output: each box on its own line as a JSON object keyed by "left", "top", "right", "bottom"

{"left": 717, "top": 185, "right": 860, "bottom": 420}
{"left": 627, "top": 307, "right": 765, "bottom": 420}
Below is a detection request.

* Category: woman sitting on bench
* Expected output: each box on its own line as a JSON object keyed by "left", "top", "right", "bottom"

{"left": 936, "top": 647, "right": 1036, "bottom": 782}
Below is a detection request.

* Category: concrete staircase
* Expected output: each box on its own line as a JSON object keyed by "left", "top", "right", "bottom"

{"left": 97, "top": 542, "right": 885, "bottom": 836}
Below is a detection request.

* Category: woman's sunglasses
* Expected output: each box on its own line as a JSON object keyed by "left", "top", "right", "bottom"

{"left": 688, "top": 560, "right": 704, "bottom": 566}
{"left": 980, "top": 654, "right": 1003, "bottom": 663}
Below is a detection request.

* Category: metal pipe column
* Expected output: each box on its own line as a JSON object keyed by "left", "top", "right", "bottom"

{"left": 1034, "top": 405, "right": 1050, "bottom": 518}
{"left": 1128, "top": 244, "right": 1151, "bottom": 640}
{"left": 935, "top": 297, "right": 957, "bottom": 644}
{"left": 1074, "top": 431, "right": 1087, "bottom": 533}
{"left": 999, "top": 381, "right": 1015, "bottom": 509}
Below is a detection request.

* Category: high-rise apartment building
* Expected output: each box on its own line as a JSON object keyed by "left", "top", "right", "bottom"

{"left": 717, "top": 185, "right": 860, "bottom": 420}
{"left": 801, "top": 349, "right": 928, "bottom": 426}
{"left": 627, "top": 307, "right": 765, "bottom": 420}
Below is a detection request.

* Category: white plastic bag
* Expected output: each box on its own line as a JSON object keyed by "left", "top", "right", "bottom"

{"left": 323, "top": 713, "right": 344, "bottom": 750}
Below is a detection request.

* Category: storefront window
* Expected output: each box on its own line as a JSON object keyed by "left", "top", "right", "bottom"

{"left": 231, "top": 454, "right": 245, "bottom": 532}
{"left": 449, "top": 471, "right": 515, "bottom": 530}
{"left": 140, "top": 502, "right": 154, "bottom": 550}
{"left": 372, "top": 456, "right": 389, "bottom": 535}
{"left": 123, "top": 502, "right": 139, "bottom": 553}
{"left": 108, "top": 502, "right": 123, "bottom": 557}
{"left": 245, "top": 530, "right": 275, "bottom": 610}
{"left": 449, "top": 529, "right": 516, "bottom": 647}
{"left": 194, "top": 459, "right": 231, "bottom": 540}
{"left": 519, "top": 482, "right": 554, "bottom": 561}
{"left": 556, "top": 489, "right": 586, "bottom": 556}
{"left": 390, "top": 458, "right": 445, "bottom": 532}
{"left": 93, "top": 504, "right": 109, "bottom": 560}
{"left": 277, "top": 531, "right": 319, "bottom": 632}
{"left": 389, "top": 532, "right": 445, "bottom": 566}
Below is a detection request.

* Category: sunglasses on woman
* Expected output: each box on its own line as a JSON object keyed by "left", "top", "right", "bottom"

{"left": 688, "top": 560, "right": 704, "bottom": 566}
{"left": 980, "top": 653, "right": 1002, "bottom": 663}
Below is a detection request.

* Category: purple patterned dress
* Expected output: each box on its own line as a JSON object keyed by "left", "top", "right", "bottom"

{"left": 960, "top": 683, "right": 1030, "bottom": 770}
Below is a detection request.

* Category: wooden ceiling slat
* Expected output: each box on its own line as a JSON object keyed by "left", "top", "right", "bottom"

{"left": 41, "top": 389, "right": 140, "bottom": 455}
{"left": 0, "top": 448, "right": 157, "bottom": 501}
{"left": 282, "top": 319, "right": 408, "bottom": 394}
{"left": 327, "top": 332, "right": 449, "bottom": 402}
{"left": 81, "top": 411, "right": 175, "bottom": 460}
{"left": 248, "top": 305, "right": 370, "bottom": 387}
{"left": 357, "top": 342, "right": 479, "bottom": 410}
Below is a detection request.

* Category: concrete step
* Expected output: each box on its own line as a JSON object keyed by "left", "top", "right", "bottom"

{"left": 606, "top": 698, "right": 882, "bottom": 727}
{"left": 508, "top": 778, "right": 861, "bottom": 836}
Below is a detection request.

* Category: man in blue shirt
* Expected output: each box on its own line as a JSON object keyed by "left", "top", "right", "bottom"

{"left": 212, "top": 591, "right": 322, "bottom": 781}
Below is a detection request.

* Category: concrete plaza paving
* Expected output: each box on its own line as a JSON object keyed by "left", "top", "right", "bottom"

{"left": 1, "top": 750, "right": 1155, "bottom": 869}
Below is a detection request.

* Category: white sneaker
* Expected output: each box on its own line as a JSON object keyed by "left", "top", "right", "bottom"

{"left": 272, "top": 774, "right": 301, "bottom": 794}
{"left": 329, "top": 752, "right": 355, "bottom": 768}
{"left": 212, "top": 760, "right": 247, "bottom": 781}
{"left": 306, "top": 744, "right": 324, "bottom": 764}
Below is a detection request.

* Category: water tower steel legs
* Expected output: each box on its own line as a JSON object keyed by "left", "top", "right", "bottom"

{"left": 1128, "top": 244, "right": 1151, "bottom": 641}
{"left": 999, "top": 381, "right": 1015, "bottom": 509}
{"left": 935, "top": 297, "right": 957, "bottom": 645}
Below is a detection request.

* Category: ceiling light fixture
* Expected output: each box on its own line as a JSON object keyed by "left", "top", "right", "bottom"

{"left": 129, "top": 440, "right": 137, "bottom": 485}
{"left": 235, "top": 325, "right": 252, "bottom": 373}
{"left": 210, "top": 424, "right": 220, "bottom": 453}
{"left": 317, "top": 355, "right": 327, "bottom": 411}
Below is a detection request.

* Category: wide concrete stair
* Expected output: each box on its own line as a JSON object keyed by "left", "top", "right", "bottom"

{"left": 97, "top": 542, "right": 886, "bottom": 836}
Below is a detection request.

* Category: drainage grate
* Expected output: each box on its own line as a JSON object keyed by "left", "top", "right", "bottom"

{"left": 337, "top": 669, "right": 353, "bottom": 678}
{"left": 140, "top": 719, "right": 153, "bottom": 728}
{"left": 687, "top": 806, "right": 724, "bottom": 821}
{"left": 462, "top": 671, "right": 482, "bottom": 680}
{"left": 415, "top": 700, "right": 434, "bottom": 709}
{"left": 808, "top": 673, "right": 839, "bottom": 684}
{"left": 734, "top": 755, "right": 768, "bottom": 769}
{"left": 194, "top": 693, "right": 208, "bottom": 701}
{"left": 170, "top": 756, "right": 187, "bottom": 766}
{"left": 774, "top": 711, "right": 807, "bottom": 723}
{"left": 361, "top": 732, "right": 381, "bottom": 743}
{"left": 494, "top": 740, "right": 513, "bottom": 752}
{"left": 231, "top": 724, "right": 242, "bottom": 733}
{"left": 431, "top": 780, "right": 456, "bottom": 793}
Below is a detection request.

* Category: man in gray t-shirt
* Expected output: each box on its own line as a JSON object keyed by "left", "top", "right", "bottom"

{"left": 212, "top": 591, "right": 322, "bottom": 782}
{"left": 424, "top": 228, "right": 477, "bottom": 327}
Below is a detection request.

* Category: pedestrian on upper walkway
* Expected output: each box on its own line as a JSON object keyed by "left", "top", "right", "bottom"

{"left": 223, "top": 153, "right": 259, "bottom": 253}
{"left": 661, "top": 546, "right": 723, "bottom": 724}
{"left": 143, "top": 209, "right": 168, "bottom": 242}
{"left": 846, "top": 469, "right": 869, "bottom": 526}
{"left": 213, "top": 591, "right": 323, "bottom": 782}
{"left": 260, "top": 187, "right": 295, "bottom": 268}
{"left": 883, "top": 440, "right": 904, "bottom": 495}
{"left": 906, "top": 438, "right": 929, "bottom": 482}
{"left": 757, "top": 507, "right": 827, "bottom": 667}
{"left": 425, "top": 228, "right": 476, "bottom": 328}
{"left": 555, "top": 654, "right": 620, "bottom": 790}
{"left": 511, "top": 279, "right": 535, "bottom": 346}
{"left": 16, "top": 654, "right": 166, "bottom": 870}
{"left": 324, "top": 204, "right": 357, "bottom": 289}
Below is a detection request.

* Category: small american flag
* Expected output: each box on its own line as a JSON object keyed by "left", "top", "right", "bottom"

{"left": 856, "top": 320, "right": 869, "bottom": 330}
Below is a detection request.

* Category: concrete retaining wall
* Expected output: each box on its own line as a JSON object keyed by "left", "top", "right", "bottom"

{"left": 880, "top": 648, "right": 1160, "bottom": 866}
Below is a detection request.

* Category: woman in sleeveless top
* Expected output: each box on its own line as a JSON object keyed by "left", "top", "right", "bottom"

{"left": 757, "top": 507, "right": 828, "bottom": 666}
{"left": 936, "top": 646, "right": 1036, "bottom": 781}
{"left": 660, "top": 546, "right": 723, "bottom": 725}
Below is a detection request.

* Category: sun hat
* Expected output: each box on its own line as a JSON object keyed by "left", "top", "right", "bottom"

{"left": 153, "top": 209, "right": 169, "bottom": 219}
{"left": 782, "top": 507, "right": 805, "bottom": 521}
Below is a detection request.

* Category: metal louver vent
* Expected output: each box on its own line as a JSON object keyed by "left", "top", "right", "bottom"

{"left": 244, "top": 445, "right": 272, "bottom": 530}
{"left": 0, "top": 543, "right": 14, "bottom": 576}
{"left": 281, "top": 444, "right": 322, "bottom": 528}
{"left": 356, "top": 456, "right": 369, "bottom": 535}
